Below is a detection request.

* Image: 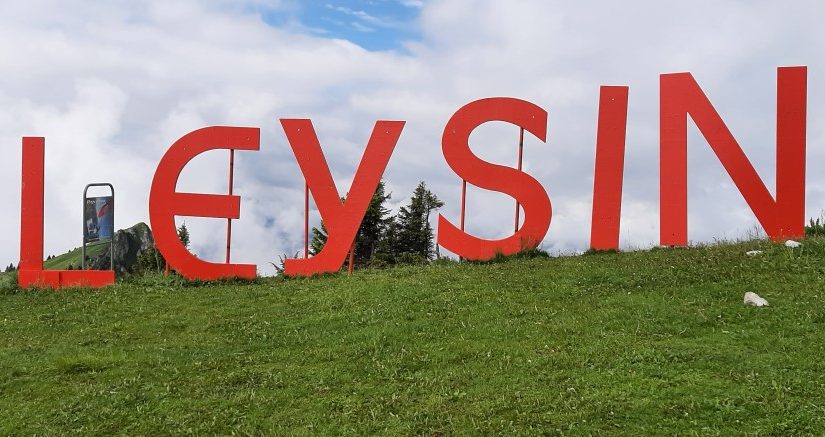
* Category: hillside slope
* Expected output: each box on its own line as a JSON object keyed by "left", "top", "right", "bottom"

{"left": 42, "top": 242, "right": 109, "bottom": 270}
{"left": 2, "top": 238, "right": 825, "bottom": 434}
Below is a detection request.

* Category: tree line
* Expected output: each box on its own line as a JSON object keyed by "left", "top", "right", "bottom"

{"left": 308, "top": 180, "right": 444, "bottom": 269}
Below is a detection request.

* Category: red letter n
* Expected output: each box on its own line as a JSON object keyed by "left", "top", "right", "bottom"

{"left": 660, "top": 66, "right": 806, "bottom": 245}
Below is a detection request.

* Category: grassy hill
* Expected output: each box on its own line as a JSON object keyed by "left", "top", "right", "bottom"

{"left": 42, "top": 241, "right": 110, "bottom": 270}
{"left": 2, "top": 238, "right": 825, "bottom": 434}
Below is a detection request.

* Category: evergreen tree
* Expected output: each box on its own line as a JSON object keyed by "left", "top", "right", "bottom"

{"left": 373, "top": 216, "right": 399, "bottom": 265}
{"left": 309, "top": 222, "right": 328, "bottom": 256}
{"left": 353, "top": 180, "right": 391, "bottom": 266}
{"left": 177, "top": 223, "right": 190, "bottom": 249}
{"left": 395, "top": 181, "right": 444, "bottom": 261}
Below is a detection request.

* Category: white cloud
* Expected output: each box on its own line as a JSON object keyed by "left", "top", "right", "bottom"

{"left": 1, "top": 0, "right": 824, "bottom": 275}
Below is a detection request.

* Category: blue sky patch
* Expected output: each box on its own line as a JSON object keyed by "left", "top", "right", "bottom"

{"left": 261, "top": 1, "right": 423, "bottom": 52}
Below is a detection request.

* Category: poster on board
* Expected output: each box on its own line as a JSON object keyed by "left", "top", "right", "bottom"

{"left": 84, "top": 196, "right": 114, "bottom": 242}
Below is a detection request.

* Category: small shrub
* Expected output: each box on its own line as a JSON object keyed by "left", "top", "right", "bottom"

{"left": 395, "top": 252, "right": 428, "bottom": 266}
{"left": 0, "top": 271, "right": 19, "bottom": 294}
{"left": 132, "top": 246, "right": 166, "bottom": 275}
{"left": 805, "top": 216, "right": 825, "bottom": 237}
{"left": 584, "top": 248, "right": 619, "bottom": 256}
{"left": 469, "top": 246, "right": 550, "bottom": 265}
{"left": 430, "top": 257, "right": 459, "bottom": 266}
{"left": 270, "top": 252, "right": 301, "bottom": 276}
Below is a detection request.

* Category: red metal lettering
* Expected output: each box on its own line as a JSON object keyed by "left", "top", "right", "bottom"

{"left": 18, "top": 137, "right": 115, "bottom": 288}
{"left": 149, "top": 126, "right": 259, "bottom": 280}
{"left": 437, "top": 97, "right": 550, "bottom": 260}
{"left": 660, "top": 67, "right": 807, "bottom": 245}
{"left": 590, "top": 86, "right": 630, "bottom": 251}
{"left": 280, "top": 119, "right": 404, "bottom": 276}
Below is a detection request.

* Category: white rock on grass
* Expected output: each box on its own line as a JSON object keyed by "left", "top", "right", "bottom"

{"left": 744, "top": 291, "right": 769, "bottom": 307}
{"left": 745, "top": 250, "right": 763, "bottom": 256}
{"left": 785, "top": 240, "right": 802, "bottom": 248}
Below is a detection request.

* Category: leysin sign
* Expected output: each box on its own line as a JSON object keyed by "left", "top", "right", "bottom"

{"left": 16, "top": 66, "right": 808, "bottom": 288}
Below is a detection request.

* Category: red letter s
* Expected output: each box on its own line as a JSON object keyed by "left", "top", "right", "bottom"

{"left": 438, "top": 98, "right": 551, "bottom": 260}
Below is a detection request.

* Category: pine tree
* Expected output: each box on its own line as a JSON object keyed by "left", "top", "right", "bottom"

{"left": 354, "top": 180, "right": 391, "bottom": 266}
{"left": 373, "top": 215, "right": 399, "bottom": 266}
{"left": 177, "top": 223, "right": 190, "bottom": 249}
{"left": 309, "top": 222, "right": 328, "bottom": 256}
{"left": 395, "top": 181, "right": 444, "bottom": 261}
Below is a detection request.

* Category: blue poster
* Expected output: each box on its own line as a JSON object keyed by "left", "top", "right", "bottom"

{"left": 84, "top": 196, "right": 114, "bottom": 242}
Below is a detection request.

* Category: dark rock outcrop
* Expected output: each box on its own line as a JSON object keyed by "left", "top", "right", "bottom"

{"left": 91, "top": 222, "right": 154, "bottom": 275}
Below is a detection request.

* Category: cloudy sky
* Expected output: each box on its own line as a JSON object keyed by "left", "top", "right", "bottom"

{"left": 2, "top": 0, "right": 823, "bottom": 275}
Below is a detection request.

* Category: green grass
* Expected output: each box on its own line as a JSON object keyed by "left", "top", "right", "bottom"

{"left": 2, "top": 238, "right": 825, "bottom": 434}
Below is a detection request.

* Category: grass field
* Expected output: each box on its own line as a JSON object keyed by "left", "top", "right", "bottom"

{"left": 2, "top": 238, "right": 825, "bottom": 434}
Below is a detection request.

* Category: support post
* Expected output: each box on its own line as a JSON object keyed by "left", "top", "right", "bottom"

{"left": 347, "top": 242, "right": 355, "bottom": 275}
{"left": 460, "top": 180, "right": 467, "bottom": 231}
{"left": 514, "top": 127, "right": 524, "bottom": 233}
{"left": 304, "top": 183, "right": 309, "bottom": 259}
{"left": 226, "top": 149, "right": 235, "bottom": 264}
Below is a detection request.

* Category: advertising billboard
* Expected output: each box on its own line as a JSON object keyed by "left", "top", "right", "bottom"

{"left": 84, "top": 196, "right": 114, "bottom": 242}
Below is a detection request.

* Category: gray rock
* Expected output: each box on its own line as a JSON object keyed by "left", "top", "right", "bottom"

{"left": 91, "top": 222, "right": 155, "bottom": 276}
{"left": 743, "top": 291, "right": 769, "bottom": 307}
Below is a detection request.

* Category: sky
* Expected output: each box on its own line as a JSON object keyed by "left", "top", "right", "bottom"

{"left": 1, "top": 0, "right": 823, "bottom": 275}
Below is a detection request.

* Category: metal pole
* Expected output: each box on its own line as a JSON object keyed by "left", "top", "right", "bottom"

{"left": 304, "top": 183, "right": 309, "bottom": 259}
{"left": 81, "top": 192, "right": 86, "bottom": 270}
{"left": 110, "top": 191, "right": 114, "bottom": 271}
{"left": 347, "top": 242, "right": 355, "bottom": 275}
{"left": 459, "top": 179, "right": 467, "bottom": 262}
{"left": 460, "top": 179, "right": 467, "bottom": 231}
{"left": 226, "top": 149, "right": 235, "bottom": 264}
{"left": 515, "top": 127, "right": 524, "bottom": 233}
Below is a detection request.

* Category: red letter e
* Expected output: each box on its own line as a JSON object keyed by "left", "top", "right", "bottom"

{"left": 149, "top": 126, "right": 259, "bottom": 280}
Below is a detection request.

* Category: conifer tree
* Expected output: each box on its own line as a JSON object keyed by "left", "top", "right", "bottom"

{"left": 309, "top": 222, "right": 328, "bottom": 256}
{"left": 395, "top": 181, "right": 444, "bottom": 261}
{"left": 177, "top": 223, "right": 190, "bottom": 249}
{"left": 374, "top": 216, "right": 399, "bottom": 265}
{"left": 353, "top": 180, "right": 391, "bottom": 266}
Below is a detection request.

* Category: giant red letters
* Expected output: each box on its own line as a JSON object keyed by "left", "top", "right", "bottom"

{"left": 149, "top": 126, "right": 259, "bottom": 280}
{"left": 280, "top": 119, "right": 404, "bottom": 276}
{"left": 660, "top": 67, "right": 807, "bottom": 245}
{"left": 17, "top": 137, "right": 115, "bottom": 288}
{"left": 437, "top": 97, "right": 551, "bottom": 260}
{"left": 590, "top": 86, "right": 630, "bottom": 251}
{"left": 17, "top": 66, "right": 810, "bottom": 287}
